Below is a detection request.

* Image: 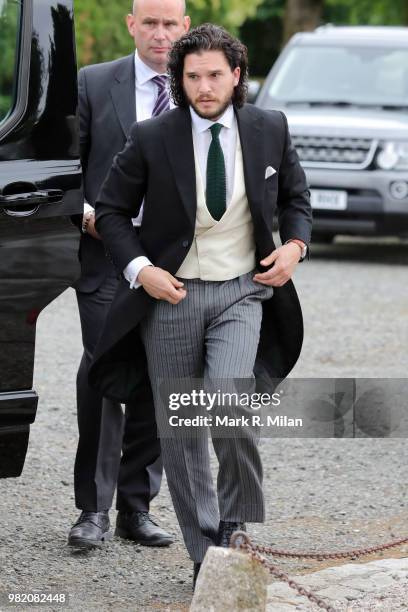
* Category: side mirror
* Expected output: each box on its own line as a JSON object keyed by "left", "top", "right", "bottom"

{"left": 247, "top": 80, "right": 261, "bottom": 104}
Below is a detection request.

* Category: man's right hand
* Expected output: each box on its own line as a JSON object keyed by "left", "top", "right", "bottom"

{"left": 138, "top": 266, "right": 187, "bottom": 304}
{"left": 82, "top": 211, "right": 101, "bottom": 240}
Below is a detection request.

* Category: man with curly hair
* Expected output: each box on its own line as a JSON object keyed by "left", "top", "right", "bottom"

{"left": 91, "top": 23, "right": 312, "bottom": 584}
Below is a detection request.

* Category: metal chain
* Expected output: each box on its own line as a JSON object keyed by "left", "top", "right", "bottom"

{"left": 249, "top": 535, "right": 408, "bottom": 560}
{"left": 230, "top": 531, "right": 408, "bottom": 612}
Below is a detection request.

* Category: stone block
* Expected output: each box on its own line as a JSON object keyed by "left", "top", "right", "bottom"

{"left": 190, "top": 546, "right": 269, "bottom": 612}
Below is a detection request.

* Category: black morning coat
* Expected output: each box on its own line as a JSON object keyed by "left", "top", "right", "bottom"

{"left": 89, "top": 103, "right": 313, "bottom": 402}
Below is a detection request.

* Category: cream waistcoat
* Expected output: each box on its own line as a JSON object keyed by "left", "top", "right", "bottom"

{"left": 176, "top": 135, "right": 256, "bottom": 281}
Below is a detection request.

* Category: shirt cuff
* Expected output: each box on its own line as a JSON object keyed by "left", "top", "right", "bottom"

{"left": 124, "top": 256, "right": 153, "bottom": 289}
{"left": 84, "top": 202, "right": 94, "bottom": 214}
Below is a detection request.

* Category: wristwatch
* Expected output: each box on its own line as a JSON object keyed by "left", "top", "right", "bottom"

{"left": 287, "top": 239, "right": 307, "bottom": 261}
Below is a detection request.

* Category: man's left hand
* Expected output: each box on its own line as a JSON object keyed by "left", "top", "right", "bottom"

{"left": 253, "top": 243, "right": 302, "bottom": 287}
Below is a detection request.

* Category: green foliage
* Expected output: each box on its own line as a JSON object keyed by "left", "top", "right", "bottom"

{"left": 74, "top": 0, "right": 133, "bottom": 66}
{"left": 240, "top": 0, "right": 408, "bottom": 79}
{"left": 188, "top": 0, "right": 264, "bottom": 31}
{"left": 239, "top": 0, "right": 285, "bottom": 77}
{"left": 251, "top": 0, "right": 285, "bottom": 21}
{"left": 0, "top": 0, "right": 20, "bottom": 122}
{"left": 324, "top": 0, "right": 408, "bottom": 25}
{"left": 0, "top": 95, "right": 11, "bottom": 122}
{"left": 74, "top": 0, "right": 264, "bottom": 67}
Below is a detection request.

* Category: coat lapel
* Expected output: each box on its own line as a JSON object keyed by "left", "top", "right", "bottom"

{"left": 160, "top": 105, "right": 266, "bottom": 230}
{"left": 162, "top": 108, "right": 197, "bottom": 228}
{"left": 235, "top": 105, "right": 265, "bottom": 218}
{"left": 110, "top": 54, "right": 136, "bottom": 137}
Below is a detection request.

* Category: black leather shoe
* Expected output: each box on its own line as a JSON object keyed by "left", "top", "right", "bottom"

{"left": 217, "top": 521, "right": 246, "bottom": 548}
{"left": 193, "top": 562, "right": 201, "bottom": 590}
{"left": 68, "top": 511, "right": 111, "bottom": 548}
{"left": 115, "top": 511, "right": 173, "bottom": 546}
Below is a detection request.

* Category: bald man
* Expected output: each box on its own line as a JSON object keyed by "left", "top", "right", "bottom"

{"left": 69, "top": 0, "right": 190, "bottom": 549}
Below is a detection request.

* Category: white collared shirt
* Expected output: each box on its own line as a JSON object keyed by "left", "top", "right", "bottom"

{"left": 190, "top": 104, "right": 237, "bottom": 207}
{"left": 124, "top": 104, "right": 239, "bottom": 287}
{"left": 134, "top": 49, "right": 175, "bottom": 121}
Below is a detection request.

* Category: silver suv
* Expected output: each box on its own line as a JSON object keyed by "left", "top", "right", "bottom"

{"left": 256, "top": 25, "right": 408, "bottom": 241}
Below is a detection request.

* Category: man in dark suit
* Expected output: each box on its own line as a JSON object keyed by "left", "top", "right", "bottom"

{"left": 90, "top": 24, "right": 312, "bottom": 582}
{"left": 69, "top": 0, "right": 190, "bottom": 548}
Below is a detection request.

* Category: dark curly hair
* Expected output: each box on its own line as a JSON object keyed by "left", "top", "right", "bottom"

{"left": 168, "top": 24, "right": 248, "bottom": 109}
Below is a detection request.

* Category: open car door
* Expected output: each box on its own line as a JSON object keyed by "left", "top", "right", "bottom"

{"left": 0, "top": 0, "right": 82, "bottom": 477}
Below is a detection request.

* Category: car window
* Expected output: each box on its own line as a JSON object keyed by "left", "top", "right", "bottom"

{"left": 0, "top": 0, "right": 21, "bottom": 125}
{"left": 267, "top": 45, "right": 408, "bottom": 107}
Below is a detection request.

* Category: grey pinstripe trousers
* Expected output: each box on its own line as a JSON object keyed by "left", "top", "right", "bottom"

{"left": 140, "top": 271, "right": 273, "bottom": 561}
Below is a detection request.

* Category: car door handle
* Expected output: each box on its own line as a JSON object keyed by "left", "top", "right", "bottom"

{"left": 0, "top": 189, "right": 64, "bottom": 207}
{"left": 0, "top": 189, "right": 64, "bottom": 217}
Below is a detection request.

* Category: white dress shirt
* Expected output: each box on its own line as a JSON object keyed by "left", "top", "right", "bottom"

{"left": 190, "top": 104, "right": 237, "bottom": 207}
{"left": 125, "top": 104, "right": 238, "bottom": 288}
{"left": 134, "top": 49, "right": 174, "bottom": 121}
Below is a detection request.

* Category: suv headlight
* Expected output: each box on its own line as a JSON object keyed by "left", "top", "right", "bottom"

{"left": 376, "top": 141, "right": 408, "bottom": 170}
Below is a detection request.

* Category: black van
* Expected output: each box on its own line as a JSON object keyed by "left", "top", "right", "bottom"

{"left": 0, "top": 0, "right": 82, "bottom": 477}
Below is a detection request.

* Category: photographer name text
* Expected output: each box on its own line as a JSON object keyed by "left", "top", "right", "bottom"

{"left": 168, "top": 415, "right": 303, "bottom": 427}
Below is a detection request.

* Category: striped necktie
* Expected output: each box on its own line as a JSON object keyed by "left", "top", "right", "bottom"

{"left": 151, "top": 75, "right": 170, "bottom": 117}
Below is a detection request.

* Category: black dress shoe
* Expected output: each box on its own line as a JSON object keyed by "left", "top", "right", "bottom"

{"left": 68, "top": 511, "right": 111, "bottom": 548}
{"left": 193, "top": 562, "right": 201, "bottom": 590}
{"left": 217, "top": 521, "right": 246, "bottom": 548}
{"left": 115, "top": 511, "right": 173, "bottom": 546}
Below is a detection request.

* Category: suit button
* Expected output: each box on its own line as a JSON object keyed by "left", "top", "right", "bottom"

{"left": 182, "top": 240, "right": 189, "bottom": 248}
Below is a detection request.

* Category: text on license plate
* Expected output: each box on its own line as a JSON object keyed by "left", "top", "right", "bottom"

{"left": 310, "top": 190, "right": 347, "bottom": 210}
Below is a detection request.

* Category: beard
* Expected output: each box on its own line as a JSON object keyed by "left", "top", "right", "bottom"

{"left": 185, "top": 92, "right": 233, "bottom": 121}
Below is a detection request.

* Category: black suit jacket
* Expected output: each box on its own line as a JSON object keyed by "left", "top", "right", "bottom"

{"left": 90, "top": 104, "right": 312, "bottom": 401}
{"left": 74, "top": 53, "right": 136, "bottom": 293}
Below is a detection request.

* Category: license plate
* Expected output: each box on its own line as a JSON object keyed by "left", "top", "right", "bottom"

{"left": 310, "top": 189, "right": 347, "bottom": 210}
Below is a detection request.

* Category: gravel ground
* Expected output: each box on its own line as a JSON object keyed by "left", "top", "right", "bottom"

{"left": 0, "top": 237, "right": 407, "bottom": 611}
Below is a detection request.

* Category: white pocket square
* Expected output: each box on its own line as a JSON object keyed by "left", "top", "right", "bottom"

{"left": 265, "top": 165, "right": 276, "bottom": 179}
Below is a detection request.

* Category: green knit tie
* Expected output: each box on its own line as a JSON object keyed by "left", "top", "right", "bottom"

{"left": 206, "top": 123, "right": 226, "bottom": 221}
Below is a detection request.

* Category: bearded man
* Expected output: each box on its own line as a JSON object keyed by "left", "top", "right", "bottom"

{"left": 91, "top": 24, "right": 312, "bottom": 584}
